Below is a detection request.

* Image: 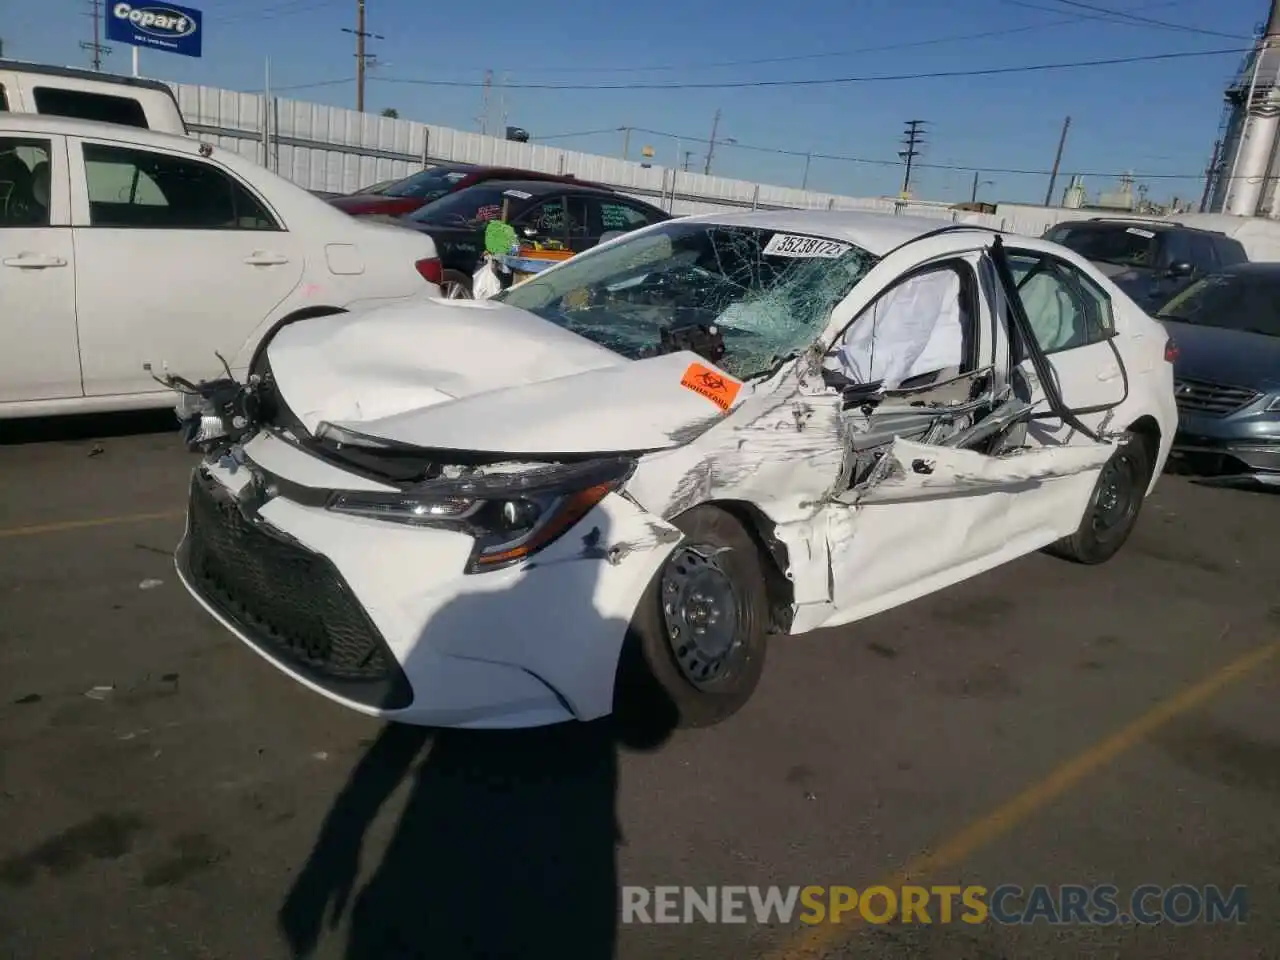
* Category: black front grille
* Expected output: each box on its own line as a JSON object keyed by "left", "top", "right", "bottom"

{"left": 181, "top": 469, "right": 412, "bottom": 710}
{"left": 1173, "top": 377, "right": 1260, "bottom": 417}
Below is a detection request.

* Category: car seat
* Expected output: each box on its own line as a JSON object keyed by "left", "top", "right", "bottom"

{"left": 29, "top": 160, "right": 51, "bottom": 216}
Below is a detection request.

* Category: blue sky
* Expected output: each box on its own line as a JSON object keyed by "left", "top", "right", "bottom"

{"left": 3, "top": 0, "right": 1267, "bottom": 203}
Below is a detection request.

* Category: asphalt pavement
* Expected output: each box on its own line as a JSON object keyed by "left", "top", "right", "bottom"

{"left": 1, "top": 412, "right": 1277, "bottom": 960}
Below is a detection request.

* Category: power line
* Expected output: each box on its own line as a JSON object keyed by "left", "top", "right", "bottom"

{"left": 617, "top": 125, "right": 1233, "bottom": 182}
{"left": 1029, "top": 0, "right": 1248, "bottom": 40}
{"left": 271, "top": 77, "right": 357, "bottom": 92}
{"left": 997, "top": 0, "right": 1245, "bottom": 37}
{"left": 212, "top": 0, "right": 344, "bottom": 24}
{"left": 371, "top": 45, "right": 1253, "bottom": 91}
{"left": 472, "top": 19, "right": 1101, "bottom": 75}
{"left": 531, "top": 127, "right": 628, "bottom": 141}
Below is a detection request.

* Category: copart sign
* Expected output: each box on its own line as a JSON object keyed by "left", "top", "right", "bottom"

{"left": 107, "top": 1, "right": 204, "bottom": 58}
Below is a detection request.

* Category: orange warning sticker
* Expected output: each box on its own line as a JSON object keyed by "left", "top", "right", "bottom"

{"left": 680, "top": 362, "right": 742, "bottom": 412}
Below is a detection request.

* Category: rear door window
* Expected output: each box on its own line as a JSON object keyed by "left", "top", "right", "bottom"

{"left": 0, "top": 137, "right": 54, "bottom": 227}
{"left": 1184, "top": 233, "right": 1219, "bottom": 271}
{"left": 1215, "top": 237, "right": 1248, "bottom": 267}
{"left": 81, "top": 143, "right": 278, "bottom": 229}
{"left": 594, "top": 198, "right": 657, "bottom": 233}
{"left": 33, "top": 87, "right": 149, "bottom": 128}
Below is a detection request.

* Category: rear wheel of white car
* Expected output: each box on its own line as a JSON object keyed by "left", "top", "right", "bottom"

{"left": 441, "top": 270, "right": 473, "bottom": 299}
{"left": 1047, "top": 429, "right": 1153, "bottom": 565}
{"left": 615, "top": 506, "right": 769, "bottom": 731}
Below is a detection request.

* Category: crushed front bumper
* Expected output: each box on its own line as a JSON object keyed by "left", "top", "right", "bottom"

{"left": 174, "top": 432, "right": 683, "bottom": 728}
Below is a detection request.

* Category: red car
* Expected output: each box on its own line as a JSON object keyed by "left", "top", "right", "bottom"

{"left": 328, "top": 162, "right": 593, "bottom": 218}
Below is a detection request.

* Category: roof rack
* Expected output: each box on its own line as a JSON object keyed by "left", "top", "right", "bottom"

{"left": 1086, "top": 215, "right": 1184, "bottom": 228}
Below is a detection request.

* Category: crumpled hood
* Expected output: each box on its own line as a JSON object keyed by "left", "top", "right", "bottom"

{"left": 264, "top": 298, "right": 743, "bottom": 455}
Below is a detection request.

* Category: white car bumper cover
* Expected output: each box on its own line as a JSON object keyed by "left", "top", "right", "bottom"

{"left": 174, "top": 444, "right": 681, "bottom": 729}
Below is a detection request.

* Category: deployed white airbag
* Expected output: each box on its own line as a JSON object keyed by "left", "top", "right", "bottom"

{"left": 830, "top": 269, "right": 964, "bottom": 389}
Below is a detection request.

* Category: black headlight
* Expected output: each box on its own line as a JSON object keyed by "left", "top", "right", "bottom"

{"left": 327, "top": 456, "right": 637, "bottom": 572}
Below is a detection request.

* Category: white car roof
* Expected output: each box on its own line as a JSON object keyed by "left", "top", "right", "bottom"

{"left": 0, "top": 113, "right": 203, "bottom": 152}
{"left": 674, "top": 207, "right": 1007, "bottom": 257}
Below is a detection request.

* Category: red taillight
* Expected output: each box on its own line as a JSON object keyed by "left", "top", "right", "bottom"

{"left": 1164, "top": 337, "right": 1179, "bottom": 363}
{"left": 415, "top": 257, "right": 443, "bottom": 286}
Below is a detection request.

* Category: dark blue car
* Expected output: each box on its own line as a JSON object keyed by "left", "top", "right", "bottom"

{"left": 1044, "top": 218, "right": 1249, "bottom": 315}
{"left": 1155, "top": 261, "right": 1280, "bottom": 486}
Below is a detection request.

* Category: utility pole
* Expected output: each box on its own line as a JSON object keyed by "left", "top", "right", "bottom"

{"left": 342, "top": 0, "right": 382, "bottom": 113}
{"left": 80, "top": 0, "right": 111, "bottom": 71}
{"left": 683, "top": 150, "right": 694, "bottom": 172}
{"left": 477, "top": 69, "right": 493, "bottom": 135}
{"left": 1044, "top": 115, "right": 1072, "bottom": 207}
{"left": 703, "top": 109, "right": 721, "bottom": 175}
{"left": 1199, "top": 138, "right": 1222, "bottom": 213}
{"left": 899, "top": 120, "right": 927, "bottom": 196}
{"left": 971, "top": 170, "right": 980, "bottom": 202}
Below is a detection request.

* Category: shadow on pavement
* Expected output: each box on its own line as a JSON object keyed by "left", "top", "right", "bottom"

{"left": 280, "top": 716, "right": 668, "bottom": 960}
{"left": 0, "top": 409, "right": 178, "bottom": 446}
{"left": 279, "top": 512, "right": 679, "bottom": 959}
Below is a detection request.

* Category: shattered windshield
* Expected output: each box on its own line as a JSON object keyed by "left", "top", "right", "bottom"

{"left": 493, "top": 221, "right": 879, "bottom": 379}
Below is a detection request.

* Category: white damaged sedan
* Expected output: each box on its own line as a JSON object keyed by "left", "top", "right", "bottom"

{"left": 168, "top": 209, "right": 1178, "bottom": 730}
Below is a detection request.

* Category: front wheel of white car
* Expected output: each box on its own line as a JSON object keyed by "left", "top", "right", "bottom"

{"left": 614, "top": 506, "right": 769, "bottom": 731}
{"left": 1047, "top": 429, "right": 1153, "bottom": 565}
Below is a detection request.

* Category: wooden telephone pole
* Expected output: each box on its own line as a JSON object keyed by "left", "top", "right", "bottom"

{"left": 1044, "top": 115, "right": 1072, "bottom": 207}
{"left": 342, "top": 0, "right": 383, "bottom": 112}
{"left": 81, "top": 0, "right": 112, "bottom": 71}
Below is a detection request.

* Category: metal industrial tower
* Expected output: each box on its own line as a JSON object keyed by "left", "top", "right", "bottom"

{"left": 1208, "top": 0, "right": 1280, "bottom": 216}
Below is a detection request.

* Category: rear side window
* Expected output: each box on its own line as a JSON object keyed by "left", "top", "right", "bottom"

{"left": 595, "top": 198, "right": 656, "bottom": 231}
{"left": 82, "top": 143, "right": 279, "bottom": 230}
{"left": 0, "top": 84, "right": 8, "bottom": 111}
{"left": 33, "top": 87, "right": 148, "bottom": 129}
{"left": 1184, "top": 232, "right": 1219, "bottom": 271}
{"left": 1215, "top": 237, "right": 1248, "bottom": 266}
{"left": 0, "top": 137, "right": 53, "bottom": 227}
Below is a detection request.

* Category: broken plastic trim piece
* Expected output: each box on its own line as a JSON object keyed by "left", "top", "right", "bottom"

{"left": 314, "top": 421, "right": 407, "bottom": 451}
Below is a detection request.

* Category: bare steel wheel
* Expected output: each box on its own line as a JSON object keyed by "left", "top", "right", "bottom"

{"left": 614, "top": 506, "right": 769, "bottom": 730}
{"left": 660, "top": 545, "right": 750, "bottom": 690}
{"left": 1046, "top": 429, "right": 1154, "bottom": 565}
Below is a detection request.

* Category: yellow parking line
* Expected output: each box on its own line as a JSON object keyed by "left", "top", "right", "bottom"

{"left": 772, "top": 636, "right": 1280, "bottom": 959}
{"left": 0, "top": 510, "right": 185, "bottom": 539}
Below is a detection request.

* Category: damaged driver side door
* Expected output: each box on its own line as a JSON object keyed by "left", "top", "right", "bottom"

{"left": 813, "top": 250, "right": 1114, "bottom": 631}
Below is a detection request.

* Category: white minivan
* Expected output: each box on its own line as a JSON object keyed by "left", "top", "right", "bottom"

{"left": 0, "top": 114, "right": 444, "bottom": 419}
